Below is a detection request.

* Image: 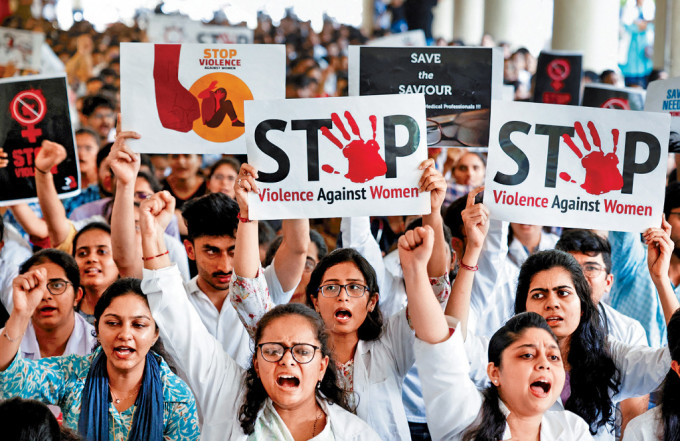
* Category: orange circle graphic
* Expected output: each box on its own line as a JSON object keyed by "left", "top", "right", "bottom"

{"left": 189, "top": 72, "right": 253, "bottom": 142}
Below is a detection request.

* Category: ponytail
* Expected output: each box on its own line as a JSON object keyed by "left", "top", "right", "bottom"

{"left": 461, "top": 387, "right": 506, "bottom": 441}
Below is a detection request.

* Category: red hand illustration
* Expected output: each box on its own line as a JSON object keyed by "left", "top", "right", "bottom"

{"left": 320, "top": 111, "right": 387, "bottom": 184}
{"left": 560, "top": 121, "right": 623, "bottom": 195}
{"left": 153, "top": 45, "right": 200, "bottom": 133}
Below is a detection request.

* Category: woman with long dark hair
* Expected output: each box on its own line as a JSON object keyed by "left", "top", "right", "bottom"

{"left": 623, "top": 308, "right": 680, "bottom": 440}
{"left": 394, "top": 206, "right": 593, "bottom": 440}
{"left": 227, "top": 163, "right": 450, "bottom": 440}
{"left": 139, "top": 191, "right": 380, "bottom": 440}
{"left": 0, "top": 275, "right": 199, "bottom": 440}
{"left": 446, "top": 191, "right": 676, "bottom": 440}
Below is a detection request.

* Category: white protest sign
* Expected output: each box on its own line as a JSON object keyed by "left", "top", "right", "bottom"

{"left": 146, "top": 15, "right": 253, "bottom": 44}
{"left": 645, "top": 76, "right": 680, "bottom": 133}
{"left": 367, "top": 30, "right": 427, "bottom": 47}
{"left": 121, "top": 43, "right": 285, "bottom": 154}
{"left": 0, "top": 27, "right": 44, "bottom": 72}
{"left": 246, "top": 94, "right": 430, "bottom": 220}
{"left": 484, "top": 101, "right": 669, "bottom": 232}
{"left": 190, "top": 23, "right": 253, "bottom": 45}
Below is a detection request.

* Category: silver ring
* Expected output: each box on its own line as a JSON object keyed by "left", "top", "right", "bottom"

{"left": 237, "top": 178, "right": 242, "bottom": 187}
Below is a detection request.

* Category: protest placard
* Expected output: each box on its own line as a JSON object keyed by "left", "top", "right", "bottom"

{"left": 348, "top": 46, "right": 502, "bottom": 148}
{"left": 582, "top": 83, "right": 646, "bottom": 110}
{"left": 0, "top": 27, "right": 44, "bottom": 73}
{"left": 0, "top": 74, "right": 79, "bottom": 206}
{"left": 245, "top": 94, "right": 430, "bottom": 220}
{"left": 484, "top": 100, "right": 669, "bottom": 232}
{"left": 533, "top": 51, "right": 582, "bottom": 106}
{"left": 121, "top": 43, "right": 285, "bottom": 154}
{"left": 366, "top": 30, "right": 426, "bottom": 47}
{"left": 146, "top": 15, "right": 254, "bottom": 44}
{"left": 645, "top": 76, "right": 680, "bottom": 152}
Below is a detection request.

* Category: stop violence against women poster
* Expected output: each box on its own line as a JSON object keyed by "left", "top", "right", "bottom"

{"left": 245, "top": 94, "right": 430, "bottom": 220}
{"left": 0, "top": 74, "right": 79, "bottom": 206}
{"left": 348, "top": 46, "right": 502, "bottom": 149}
{"left": 484, "top": 101, "right": 669, "bottom": 232}
{"left": 120, "top": 43, "right": 284, "bottom": 154}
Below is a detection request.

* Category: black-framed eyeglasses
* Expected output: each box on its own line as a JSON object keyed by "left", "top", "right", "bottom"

{"left": 257, "top": 342, "right": 320, "bottom": 364}
{"left": 426, "top": 109, "right": 490, "bottom": 147}
{"left": 581, "top": 263, "right": 607, "bottom": 278}
{"left": 46, "top": 279, "right": 73, "bottom": 295}
{"left": 317, "top": 283, "right": 368, "bottom": 298}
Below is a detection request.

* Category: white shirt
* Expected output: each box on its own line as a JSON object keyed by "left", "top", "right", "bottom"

{"left": 142, "top": 264, "right": 380, "bottom": 441}
{"left": 20, "top": 312, "right": 96, "bottom": 360}
{"left": 415, "top": 328, "right": 594, "bottom": 441}
{"left": 622, "top": 406, "right": 662, "bottom": 441}
{"left": 184, "top": 263, "right": 293, "bottom": 370}
{"left": 599, "top": 302, "right": 648, "bottom": 347}
{"left": 463, "top": 331, "right": 671, "bottom": 441}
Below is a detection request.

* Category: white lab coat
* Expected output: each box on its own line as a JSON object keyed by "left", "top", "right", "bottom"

{"left": 622, "top": 406, "right": 662, "bottom": 441}
{"left": 463, "top": 331, "right": 671, "bottom": 440}
{"left": 142, "top": 264, "right": 380, "bottom": 441}
{"left": 415, "top": 327, "right": 594, "bottom": 441}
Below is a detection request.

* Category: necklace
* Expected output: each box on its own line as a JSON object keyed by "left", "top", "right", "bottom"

{"left": 312, "top": 407, "right": 321, "bottom": 438}
{"left": 110, "top": 384, "right": 141, "bottom": 405}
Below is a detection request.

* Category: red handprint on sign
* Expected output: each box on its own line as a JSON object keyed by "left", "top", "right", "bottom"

{"left": 320, "top": 111, "right": 387, "bottom": 184}
{"left": 560, "top": 121, "right": 623, "bottom": 195}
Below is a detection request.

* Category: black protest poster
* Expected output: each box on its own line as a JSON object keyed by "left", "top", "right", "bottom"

{"left": 350, "top": 46, "right": 501, "bottom": 149}
{"left": 0, "top": 74, "right": 79, "bottom": 206}
{"left": 582, "top": 84, "right": 646, "bottom": 111}
{"left": 533, "top": 51, "right": 582, "bottom": 106}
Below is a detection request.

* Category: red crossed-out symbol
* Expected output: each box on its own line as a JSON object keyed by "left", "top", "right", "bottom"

{"left": 547, "top": 58, "right": 570, "bottom": 92}
{"left": 600, "top": 98, "right": 630, "bottom": 110}
{"left": 10, "top": 89, "right": 47, "bottom": 143}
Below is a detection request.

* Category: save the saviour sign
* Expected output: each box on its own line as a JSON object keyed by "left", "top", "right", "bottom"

{"left": 245, "top": 94, "right": 430, "bottom": 220}
{"left": 484, "top": 101, "right": 669, "bottom": 232}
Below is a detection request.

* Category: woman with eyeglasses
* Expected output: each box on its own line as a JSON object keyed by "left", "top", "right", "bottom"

{"left": 0, "top": 274, "right": 200, "bottom": 440}
{"left": 138, "top": 192, "right": 380, "bottom": 440}
{"left": 224, "top": 164, "right": 450, "bottom": 440}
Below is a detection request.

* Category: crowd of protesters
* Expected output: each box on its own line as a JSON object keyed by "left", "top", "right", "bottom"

{"left": 0, "top": 3, "right": 679, "bottom": 441}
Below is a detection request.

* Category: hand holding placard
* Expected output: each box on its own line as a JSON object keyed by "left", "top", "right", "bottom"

{"left": 461, "top": 187, "right": 489, "bottom": 252}
{"left": 109, "top": 115, "right": 142, "bottom": 186}
{"left": 418, "top": 158, "right": 446, "bottom": 213}
{"left": 644, "top": 216, "right": 674, "bottom": 284}
{"left": 234, "top": 163, "right": 259, "bottom": 220}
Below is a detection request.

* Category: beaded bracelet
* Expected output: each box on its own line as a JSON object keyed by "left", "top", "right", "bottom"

{"left": 237, "top": 212, "right": 252, "bottom": 223}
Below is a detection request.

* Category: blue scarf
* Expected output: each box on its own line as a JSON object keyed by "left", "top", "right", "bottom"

{"left": 78, "top": 351, "right": 164, "bottom": 441}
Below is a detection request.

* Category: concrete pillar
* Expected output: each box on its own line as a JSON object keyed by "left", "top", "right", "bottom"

{"left": 483, "top": 0, "right": 552, "bottom": 54}
{"left": 552, "top": 0, "right": 620, "bottom": 73}
{"left": 361, "top": 0, "right": 373, "bottom": 38}
{"left": 653, "top": 0, "right": 669, "bottom": 70}
{"left": 672, "top": 0, "right": 680, "bottom": 76}
{"left": 432, "top": 0, "right": 455, "bottom": 42}
{"left": 453, "top": 0, "right": 484, "bottom": 45}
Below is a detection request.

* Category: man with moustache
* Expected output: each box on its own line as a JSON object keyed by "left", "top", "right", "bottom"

{"left": 180, "top": 192, "right": 309, "bottom": 368}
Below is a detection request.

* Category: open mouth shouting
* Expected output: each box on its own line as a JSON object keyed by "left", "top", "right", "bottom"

{"left": 276, "top": 374, "right": 301, "bottom": 389}
{"left": 113, "top": 346, "right": 137, "bottom": 359}
{"left": 38, "top": 305, "right": 57, "bottom": 316}
{"left": 83, "top": 267, "right": 102, "bottom": 277}
{"left": 529, "top": 378, "right": 552, "bottom": 398}
{"left": 544, "top": 315, "right": 563, "bottom": 326}
{"left": 334, "top": 308, "right": 352, "bottom": 324}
